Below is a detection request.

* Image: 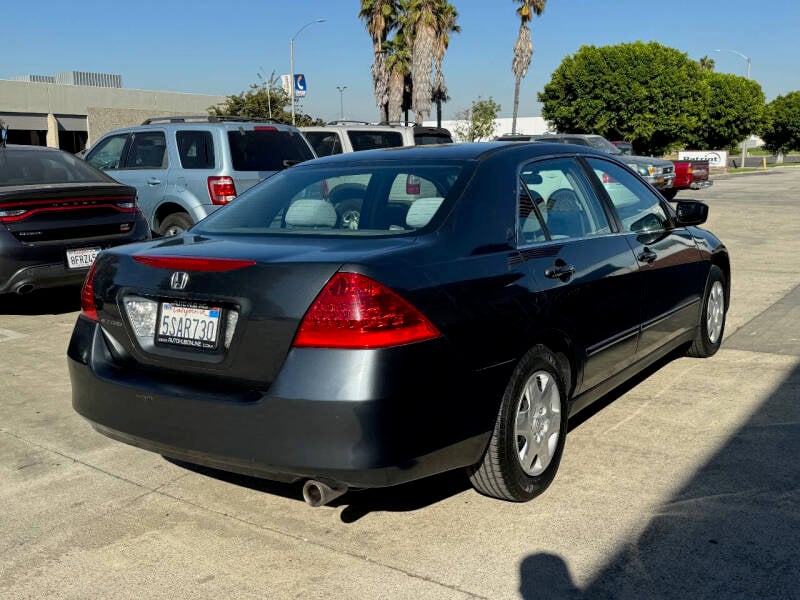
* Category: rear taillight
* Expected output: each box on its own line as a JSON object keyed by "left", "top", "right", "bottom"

{"left": 687, "top": 163, "right": 694, "bottom": 175}
{"left": 406, "top": 175, "right": 421, "bottom": 195}
{"left": 208, "top": 176, "right": 237, "bottom": 205}
{"left": 80, "top": 262, "right": 99, "bottom": 322}
{"left": 254, "top": 126, "right": 278, "bottom": 132}
{"left": 293, "top": 272, "right": 441, "bottom": 349}
{"left": 602, "top": 173, "right": 617, "bottom": 184}
{"left": 133, "top": 255, "right": 256, "bottom": 272}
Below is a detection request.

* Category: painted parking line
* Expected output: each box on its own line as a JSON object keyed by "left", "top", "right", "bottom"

{"left": 0, "top": 328, "right": 27, "bottom": 342}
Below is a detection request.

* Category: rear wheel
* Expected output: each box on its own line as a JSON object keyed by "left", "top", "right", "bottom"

{"left": 687, "top": 265, "right": 727, "bottom": 357}
{"left": 158, "top": 212, "right": 193, "bottom": 237}
{"left": 469, "top": 345, "right": 568, "bottom": 502}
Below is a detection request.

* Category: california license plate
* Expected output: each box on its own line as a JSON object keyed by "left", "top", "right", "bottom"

{"left": 66, "top": 247, "right": 101, "bottom": 269}
{"left": 156, "top": 301, "right": 221, "bottom": 349}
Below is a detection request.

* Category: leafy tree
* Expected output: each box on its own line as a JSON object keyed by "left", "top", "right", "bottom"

{"left": 209, "top": 75, "right": 322, "bottom": 126}
{"left": 539, "top": 41, "right": 708, "bottom": 155}
{"left": 452, "top": 97, "right": 501, "bottom": 141}
{"left": 511, "top": 0, "right": 546, "bottom": 135}
{"left": 760, "top": 91, "right": 800, "bottom": 156}
{"left": 431, "top": 1, "right": 459, "bottom": 126}
{"left": 696, "top": 72, "right": 766, "bottom": 150}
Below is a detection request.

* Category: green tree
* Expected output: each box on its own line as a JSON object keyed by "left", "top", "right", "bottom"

{"left": 696, "top": 71, "right": 766, "bottom": 150}
{"left": 539, "top": 41, "right": 708, "bottom": 155}
{"left": 209, "top": 76, "right": 322, "bottom": 126}
{"left": 452, "top": 97, "right": 501, "bottom": 141}
{"left": 760, "top": 91, "right": 800, "bottom": 156}
{"left": 698, "top": 55, "right": 715, "bottom": 72}
{"left": 384, "top": 31, "right": 412, "bottom": 122}
{"left": 511, "top": 0, "right": 546, "bottom": 135}
{"left": 431, "top": 1, "right": 460, "bottom": 126}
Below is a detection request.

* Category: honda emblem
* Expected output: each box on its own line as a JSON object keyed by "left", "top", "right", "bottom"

{"left": 170, "top": 272, "right": 189, "bottom": 290}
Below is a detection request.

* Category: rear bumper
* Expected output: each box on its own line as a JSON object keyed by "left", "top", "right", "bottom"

{"left": 0, "top": 217, "right": 150, "bottom": 294}
{"left": 68, "top": 316, "right": 509, "bottom": 488}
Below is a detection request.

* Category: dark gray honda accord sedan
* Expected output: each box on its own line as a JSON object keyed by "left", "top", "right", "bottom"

{"left": 68, "top": 142, "right": 729, "bottom": 505}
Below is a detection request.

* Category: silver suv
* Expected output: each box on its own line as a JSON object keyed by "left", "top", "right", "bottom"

{"left": 496, "top": 133, "right": 675, "bottom": 191}
{"left": 85, "top": 116, "right": 315, "bottom": 235}
{"left": 301, "top": 121, "right": 452, "bottom": 157}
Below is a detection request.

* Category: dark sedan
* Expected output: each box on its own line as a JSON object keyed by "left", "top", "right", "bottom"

{"left": 0, "top": 144, "right": 150, "bottom": 295}
{"left": 68, "top": 142, "right": 729, "bottom": 505}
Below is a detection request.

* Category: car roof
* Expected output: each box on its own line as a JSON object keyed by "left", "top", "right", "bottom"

{"left": 2, "top": 144, "right": 65, "bottom": 153}
{"left": 296, "top": 141, "right": 610, "bottom": 166}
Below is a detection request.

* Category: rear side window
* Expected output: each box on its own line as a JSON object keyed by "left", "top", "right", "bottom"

{"left": 347, "top": 130, "right": 404, "bottom": 151}
{"left": 177, "top": 131, "right": 215, "bottom": 169}
{"left": 304, "top": 132, "right": 343, "bottom": 157}
{"left": 227, "top": 130, "right": 314, "bottom": 172}
{"left": 414, "top": 131, "right": 453, "bottom": 145}
{"left": 124, "top": 131, "right": 167, "bottom": 169}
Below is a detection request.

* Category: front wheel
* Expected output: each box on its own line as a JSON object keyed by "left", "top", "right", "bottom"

{"left": 158, "top": 212, "right": 193, "bottom": 237}
{"left": 469, "top": 345, "right": 569, "bottom": 502}
{"left": 687, "top": 265, "right": 727, "bottom": 358}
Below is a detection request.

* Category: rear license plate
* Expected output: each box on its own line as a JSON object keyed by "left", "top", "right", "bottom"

{"left": 156, "top": 301, "right": 221, "bottom": 350}
{"left": 66, "top": 247, "right": 101, "bottom": 269}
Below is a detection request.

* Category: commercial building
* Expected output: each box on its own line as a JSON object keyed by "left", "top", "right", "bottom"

{"left": 0, "top": 71, "right": 225, "bottom": 153}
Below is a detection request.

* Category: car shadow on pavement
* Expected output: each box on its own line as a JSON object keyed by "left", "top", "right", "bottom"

{"left": 519, "top": 360, "right": 800, "bottom": 599}
{"left": 0, "top": 286, "right": 81, "bottom": 315}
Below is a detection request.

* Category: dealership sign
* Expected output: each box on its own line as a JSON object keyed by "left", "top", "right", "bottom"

{"left": 678, "top": 150, "right": 728, "bottom": 167}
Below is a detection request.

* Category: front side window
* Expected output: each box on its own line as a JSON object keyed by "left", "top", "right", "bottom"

{"left": 177, "top": 130, "right": 215, "bottom": 169}
{"left": 86, "top": 134, "right": 129, "bottom": 170}
{"left": 124, "top": 131, "right": 167, "bottom": 169}
{"left": 347, "top": 130, "right": 404, "bottom": 151}
{"left": 195, "top": 161, "right": 470, "bottom": 237}
{"left": 520, "top": 158, "right": 611, "bottom": 240}
{"left": 586, "top": 158, "right": 670, "bottom": 234}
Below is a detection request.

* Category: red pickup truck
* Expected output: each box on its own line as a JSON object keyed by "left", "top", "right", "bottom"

{"left": 663, "top": 159, "right": 712, "bottom": 200}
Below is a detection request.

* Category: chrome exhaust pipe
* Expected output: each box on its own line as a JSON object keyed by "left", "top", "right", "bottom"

{"left": 13, "top": 283, "right": 35, "bottom": 295}
{"left": 302, "top": 479, "right": 348, "bottom": 507}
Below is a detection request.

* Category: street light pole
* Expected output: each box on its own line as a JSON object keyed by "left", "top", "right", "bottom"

{"left": 336, "top": 86, "right": 347, "bottom": 120}
{"left": 714, "top": 48, "right": 752, "bottom": 168}
{"left": 290, "top": 19, "right": 325, "bottom": 126}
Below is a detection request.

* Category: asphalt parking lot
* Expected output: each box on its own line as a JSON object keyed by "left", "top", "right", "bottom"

{"left": 1, "top": 169, "right": 798, "bottom": 599}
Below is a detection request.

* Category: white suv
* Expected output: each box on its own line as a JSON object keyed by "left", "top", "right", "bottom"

{"left": 301, "top": 122, "right": 452, "bottom": 157}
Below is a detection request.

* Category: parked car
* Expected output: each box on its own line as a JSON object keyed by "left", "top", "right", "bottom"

{"left": 301, "top": 121, "right": 452, "bottom": 157}
{"left": 665, "top": 159, "right": 712, "bottom": 200}
{"left": 84, "top": 116, "right": 315, "bottom": 236}
{"left": 0, "top": 144, "right": 150, "bottom": 296}
{"left": 69, "top": 142, "right": 729, "bottom": 505}
{"left": 496, "top": 133, "right": 676, "bottom": 191}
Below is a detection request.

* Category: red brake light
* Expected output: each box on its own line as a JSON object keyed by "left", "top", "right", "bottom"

{"left": 208, "top": 176, "right": 237, "bottom": 205}
{"left": 602, "top": 173, "right": 617, "bottom": 184}
{"left": 293, "top": 272, "right": 441, "bottom": 349}
{"left": 406, "top": 175, "right": 421, "bottom": 195}
{"left": 254, "top": 126, "right": 278, "bottom": 131}
{"left": 133, "top": 255, "right": 256, "bottom": 272}
{"left": 687, "top": 163, "right": 694, "bottom": 175}
{"left": 80, "top": 262, "right": 99, "bottom": 322}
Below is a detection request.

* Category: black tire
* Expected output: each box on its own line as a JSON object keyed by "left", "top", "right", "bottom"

{"left": 662, "top": 188, "right": 678, "bottom": 200}
{"left": 687, "top": 265, "right": 727, "bottom": 358}
{"left": 158, "top": 212, "right": 193, "bottom": 237}
{"left": 469, "top": 345, "right": 569, "bottom": 502}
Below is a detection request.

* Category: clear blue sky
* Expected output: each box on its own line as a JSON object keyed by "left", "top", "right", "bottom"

{"left": 3, "top": 0, "right": 799, "bottom": 123}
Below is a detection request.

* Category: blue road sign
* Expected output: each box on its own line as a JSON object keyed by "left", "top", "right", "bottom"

{"left": 294, "top": 74, "right": 307, "bottom": 98}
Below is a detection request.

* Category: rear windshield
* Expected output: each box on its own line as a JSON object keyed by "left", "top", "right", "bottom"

{"left": 347, "top": 130, "right": 404, "bottom": 151}
{"left": 414, "top": 131, "right": 453, "bottom": 145}
{"left": 0, "top": 148, "right": 109, "bottom": 186}
{"left": 227, "top": 130, "right": 315, "bottom": 172}
{"left": 195, "top": 161, "right": 473, "bottom": 238}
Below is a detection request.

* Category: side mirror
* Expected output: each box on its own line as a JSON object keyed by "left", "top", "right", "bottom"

{"left": 674, "top": 200, "right": 708, "bottom": 226}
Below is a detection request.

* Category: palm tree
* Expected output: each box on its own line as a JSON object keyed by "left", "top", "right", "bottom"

{"left": 431, "top": 2, "right": 460, "bottom": 127}
{"left": 360, "top": 0, "right": 399, "bottom": 122}
{"left": 384, "top": 31, "right": 412, "bottom": 122}
{"left": 699, "top": 55, "right": 716, "bottom": 72}
{"left": 511, "top": 0, "right": 546, "bottom": 135}
{"left": 406, "top": 0, "right": 438, "bottom": 124}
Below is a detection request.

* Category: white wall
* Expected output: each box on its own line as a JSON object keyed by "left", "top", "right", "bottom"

{"left": 424, "top": 116, "right": 550, "bottom": 142}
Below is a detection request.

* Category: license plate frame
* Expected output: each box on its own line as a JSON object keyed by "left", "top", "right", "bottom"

{"left": 65, "top": 247, "right": 101, "bottom": 270}
{"left": 155, "top": 301, "right": 222, "bottom": 350}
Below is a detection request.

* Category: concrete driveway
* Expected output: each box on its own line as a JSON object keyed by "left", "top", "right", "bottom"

{"left": 1, "top": 170, "right": 798, "bottom": 599}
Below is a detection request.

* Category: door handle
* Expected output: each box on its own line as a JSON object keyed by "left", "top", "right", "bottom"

{"left": 545, "top": 264, "right": 576, "bottom": 280}
{"left": 638, "top": 248, "right": 657, "bottom": 264}
{"left": 147, "top": 177, "right": 161, "bottom": 186}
